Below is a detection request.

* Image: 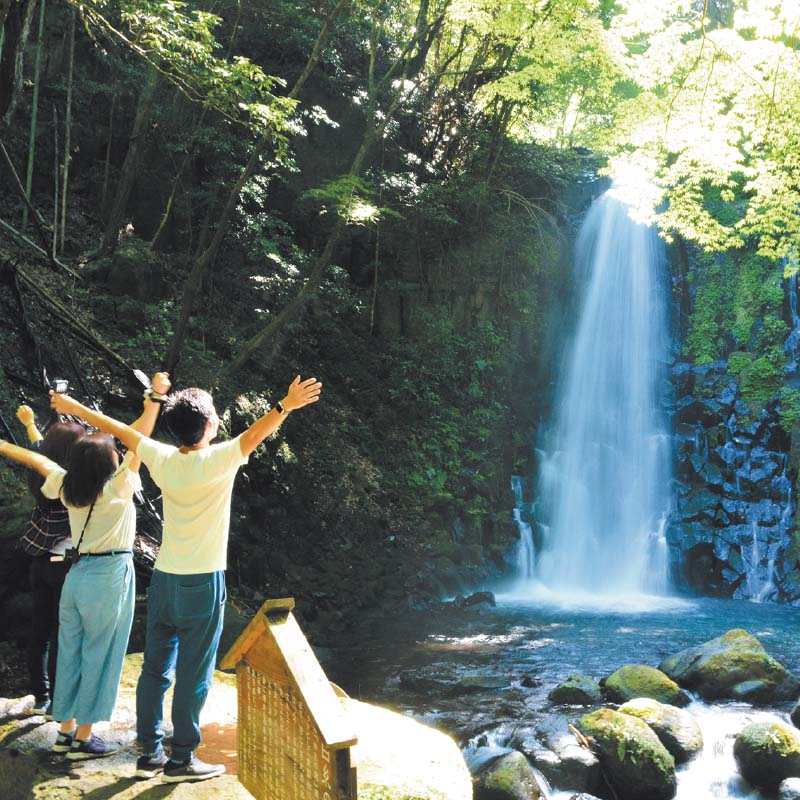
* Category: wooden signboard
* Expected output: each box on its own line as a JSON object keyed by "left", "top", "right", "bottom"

{"left": 221, "top": 598, "right": 358, "bottom": 800}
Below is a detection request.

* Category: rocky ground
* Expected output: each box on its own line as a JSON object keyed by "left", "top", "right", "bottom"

{"left": 0, "top": 653, "right": 472, "bottom": 800}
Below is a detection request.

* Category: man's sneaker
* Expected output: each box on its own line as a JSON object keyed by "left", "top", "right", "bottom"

{"left": 162, "top": 755, "right": 226, "bottom": 783}
{"left": 135, "top": 751, "right": 170, "bottom": 779}
{"left": 51, "top": 729, "right": 76, "bottom": 753}
{"left": 66, "top": 734, "right": 118, "bottom": 761}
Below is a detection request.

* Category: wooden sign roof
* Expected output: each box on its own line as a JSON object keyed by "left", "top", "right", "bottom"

{"left": 221, "top": 597, "right": 358, "bottom": 750}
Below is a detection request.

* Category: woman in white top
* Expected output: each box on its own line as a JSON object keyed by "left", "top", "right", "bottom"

{"left": 0, "top": 371, "right": 170, "bottom": 760}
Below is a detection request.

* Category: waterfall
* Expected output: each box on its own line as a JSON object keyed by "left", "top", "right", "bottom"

{"left": 528, "top": 190, "right": 673, "bottom": 597}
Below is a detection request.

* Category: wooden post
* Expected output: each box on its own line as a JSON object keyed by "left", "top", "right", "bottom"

{"left": 221, "top": 598, "right": 358, "bottom": 799}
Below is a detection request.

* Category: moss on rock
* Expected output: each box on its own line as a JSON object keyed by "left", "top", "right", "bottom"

{"left": 618, "top": 698, "right": 703, "bottom": 763}
{"left": 659, "top": 629, "right": 800, "bottom": 702}
{"left": 548, "top": 674, "right": 602, "bottom": 706}
{"left": 604, "top": 665, "right": 688, "bottom": 707}
{"left": 474, "top": 751, "right": 543, "bottom": 800}
{"left": 734, "top": 721, "right": 800, "bottom": 791}
{"left": 577, "top": 708, "right": 676, "bottom": 800}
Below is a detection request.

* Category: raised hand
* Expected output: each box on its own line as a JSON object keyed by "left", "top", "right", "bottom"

{"left": 151, "top": 372, "right": 172, "bottom": 396}
{"left": 16, "top": 404, "right": 35, "bottom": 427}
{"left": 282, "top": 375, "right": 323, "bottom": 412}
{"left": 49, "top": 390, "right": 81, "bottom": 417}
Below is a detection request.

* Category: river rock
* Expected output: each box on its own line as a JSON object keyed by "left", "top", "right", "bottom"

{"left": 618, "top": 698, "right": 703, "bottom": 763}
{"left": 513, "top": 714, "right": 601, "bottom": 793}
{"left": 604, "top": 665, "right": 689, "bottom": 707}
{"left": 781, "top": 778, "right": 800, "bottom": 800}
{"left": 549, "top": 675, "right": 602, "bottom": 706}
{"left": 792, "top": 701, "right": 800, "bottom": 730}
{"left": 659, "top": 629, "right": 800, "bottom": 702}
{"left": 734, "top": 721, "right": 800, "bottom": 791}
{"left": 576, "top": 708, "right": 677, "bottom": 800}
{"left": 474, "top": 750, "right": 543, "bottom": 800}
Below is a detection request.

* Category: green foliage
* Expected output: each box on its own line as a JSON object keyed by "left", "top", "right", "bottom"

{"left": 779, "top": 388, "right": 800, "bottom": 433}
{"left": 740, "top": 356, "right": 783, "bottom": 406}
{"left": 727, "top": 352, "right": 753, "bottom": 376}
{"left": 686, "top": 263, "right": 728, "bottom": 364}
{"left": 384, "top": 311, "right": 513, "bottom": 518}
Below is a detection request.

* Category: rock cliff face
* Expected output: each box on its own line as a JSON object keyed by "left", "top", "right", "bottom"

{"left": 665, "top": 255, "right": 800, "bottom": 604}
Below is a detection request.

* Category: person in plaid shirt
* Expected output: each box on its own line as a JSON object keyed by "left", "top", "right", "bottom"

{"left": 16, "top": 405, "right": 85, "bottom": 716}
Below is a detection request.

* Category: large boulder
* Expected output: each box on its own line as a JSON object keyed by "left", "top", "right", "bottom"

{"left": 576, "top": 708, "right": 676, "bottom": 800}
{"left": 514, "top": 714, "right": 601, "bottom": 793}
{"left": 659, "top": 629, "right": 800, "bottom": 702}
{"left": 474, "top": 751, "right": 543, "bottom": 800}
{"left": 734, "top": 721, "right": 800, "bottom": 791}
{"left": 549, "top": 675, "right": 602, "bottom": 706}
{"left": 604, "top": 665, "right": 689, "bottom": 707}
{"left": 618, "top": 698, "right": 703, "bottom": 763}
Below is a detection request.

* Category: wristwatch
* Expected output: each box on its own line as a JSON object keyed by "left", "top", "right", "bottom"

{"left": 144, "top": 388, "right": 168, "bottom": 405}
{"left": 275, "top": 400, "right": 287, "bottom": 415}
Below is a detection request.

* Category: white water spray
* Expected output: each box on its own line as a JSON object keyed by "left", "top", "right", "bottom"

{"left": 527, "top": 190, "right": 673, "bottom": 597}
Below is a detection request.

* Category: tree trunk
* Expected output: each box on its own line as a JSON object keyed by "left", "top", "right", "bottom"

{"left": 21, "top": 0, "right": 44, "bottom": 229}
{"left": 98, "top": 66, "right": 159, "bottom": 256}
{"left": 0, "top": 0, "right": 35, "bottom": 126}
{"left": 58, "top": 4, "right": 74, "bottom": 253}
{"left": 162, "top": 0, "right": 350, "bottom": 374}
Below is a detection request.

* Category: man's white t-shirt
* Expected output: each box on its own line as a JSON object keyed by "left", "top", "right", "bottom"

{"left": 41, "top": 451, "right": 141, "bottom": 553}
{"left": 136, "top": 436, "right": 248, "bottom": 574}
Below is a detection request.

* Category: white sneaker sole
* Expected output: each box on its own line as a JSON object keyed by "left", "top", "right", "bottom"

{"left": 162, "top": 767, "right": 226, "bottom": 783}
{"left": 135, "top": 768, "right": 164, "bottom": 779}
{"left": 51, "top": 743, "right": 72, "bottom": 753}
{"left": 66, "top": 750, "right": 117, "bottom": 761}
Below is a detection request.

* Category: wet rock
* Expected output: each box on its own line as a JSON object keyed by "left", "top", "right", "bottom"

{"left": 734, "top": 721, "right": 800, "bottom": 791}
{"left": 569, "top": 795, "right": 604, "bottom": 800}
{"left": 514, "top": 714, "right": 601, "bottom": 794}
{"left": 792, "top": 701, "right": 800, "bottom": 730}
{"left": 465, "top": 591, "right": 497, "bottom": 608}
{"left": 474, "top": 750, "right": 543, "bottom": 800}
{"left": 576, "top": 708, "right": 676, "bottom": 800}
{"left": 659, "top": 629, "right": 800, "bottom": 702}
{"left": 618, "top": 698, "right": 703, "bottom": 763}
{"left": 399, "top": 668, "right": 508, "bottom": 696}
{"left": 604, "top": 665, "right": 689, "bottom": 707}
{"left": 548, "top": 675, "right": 602, "bottom": 706}
{"left": 780, "top": 777, "right": 800, "bottom": 800}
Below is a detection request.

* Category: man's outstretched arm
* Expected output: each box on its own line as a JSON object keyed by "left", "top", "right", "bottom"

{"left": 239, "top": 376, "right": 322, "bottom": 458}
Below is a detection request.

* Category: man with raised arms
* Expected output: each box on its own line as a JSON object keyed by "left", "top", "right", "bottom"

{"left": 50, "top": 375, "right": 322, "bottom": 783}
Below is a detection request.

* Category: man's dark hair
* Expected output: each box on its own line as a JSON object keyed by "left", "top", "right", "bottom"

{"left": 62, "top": 433, "right": 118, "bottom": 508}
{"left": 162, "top": 388, "right": 215, "bottom": 447}
{"left": 28, "top": 421, "right": 85, "bottom": 506}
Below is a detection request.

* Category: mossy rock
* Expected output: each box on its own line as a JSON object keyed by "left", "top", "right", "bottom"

{"left": 604, "top": 665, "right": 689, "bottom": 707}
{"left": 658, "top": 629, "right": 800, "bottom": 702}
{"left": 734, "top": 721, "right": 800, "bottom": 791}
{"left": 474, "top": 750, "right": 543, "bottom": 800}
{"left": 549, "top": 674, "right": 602, "bottom": 706}
{"left": 618, "top": 698, "right": 703, "bottom": 763}
{"left": 577, "top": 708, "right": 676, "bottom": 800}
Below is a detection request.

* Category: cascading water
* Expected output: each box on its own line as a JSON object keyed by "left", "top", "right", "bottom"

{"left": 524, "top": 189, "right": 673, "bottom": 597}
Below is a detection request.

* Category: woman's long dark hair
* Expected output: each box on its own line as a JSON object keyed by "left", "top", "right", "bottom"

{"left": 61, "top": 433, "right": 119, "bottom": 508}
{"left": 28, "top": 421, "right": 85, "bottom": 506}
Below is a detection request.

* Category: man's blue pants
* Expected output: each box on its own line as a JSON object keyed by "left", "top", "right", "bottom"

{"left": 136, "top": 569, "right": 226, "bottom": 761}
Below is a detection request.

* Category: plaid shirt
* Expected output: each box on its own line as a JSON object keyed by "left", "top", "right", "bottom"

{"left": 18, "top": 440, "right": 71, "bottom": 557}
{"left": 19, "top": 502, "right": 71, "bottom": 556}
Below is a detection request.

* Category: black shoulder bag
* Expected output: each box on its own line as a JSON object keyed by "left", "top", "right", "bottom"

{"left": 64, "top": 502, "right": 96, "bottom": 567}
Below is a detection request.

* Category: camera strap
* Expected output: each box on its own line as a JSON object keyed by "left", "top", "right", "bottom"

{"left": 72, "top": 501, "right": 96, "bottom": 554}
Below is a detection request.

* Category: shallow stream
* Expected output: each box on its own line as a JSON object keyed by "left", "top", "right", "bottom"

{"left": 328, "top": 594, "right": 800, "bottom": 799}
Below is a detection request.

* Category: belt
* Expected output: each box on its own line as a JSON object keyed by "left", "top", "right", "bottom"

{"left": 81, "top": 550, "right": 133, "bottom": 558}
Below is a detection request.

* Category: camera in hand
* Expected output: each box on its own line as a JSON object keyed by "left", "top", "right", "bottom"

{"left": 53, "top": 379, "right": 69, "bottom": 394}
{"left": 64, "top": 547, "right": 80, "bottom": 566}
